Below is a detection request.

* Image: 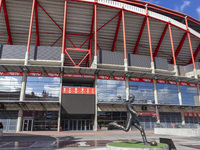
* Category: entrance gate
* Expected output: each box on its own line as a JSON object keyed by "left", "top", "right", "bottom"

{"left": 22, "top": 119, "right": 33, "bottom": 131}
{"left": 62, "top": 119, "right": 93, "bottom": 131}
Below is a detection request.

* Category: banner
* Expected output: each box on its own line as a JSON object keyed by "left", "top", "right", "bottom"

{"left": 46, "top": 72, "right": 60, "bottom": 77}
{"left": 156, "top": 79, "right": 166, "bottom": 84}
{"left": 28, "top": 72, "right": 43, "bottom": 77}
{"left": 62, "top": 87, "right": 95, "bottom": 95}
{"left": 129, "top": 77, "right": 153, "bottom": 83}
{"left": 63, "top": 74, "right": 95, "bottom": 79}
{"left": 113, "top": 76, "right": 125, "bottom": 81}
{"left": 0, "top": 71, "right": 23, "bottom": 76}
{"left": 97, "top": 75, "right": 110, "bottom": 80}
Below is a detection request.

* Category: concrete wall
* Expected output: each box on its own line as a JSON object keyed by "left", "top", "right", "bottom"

{"left": 154, "top": 128, "right": 200, "bottom": 137}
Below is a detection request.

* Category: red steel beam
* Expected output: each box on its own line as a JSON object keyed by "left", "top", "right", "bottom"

{"left": 94, "top": 0, "right": 97, "bottom": 57}
{"left": 0, "top": 0, "right": 2, "bottom": 12}
{"left": 188, "top": 44, "right": 200, "bottom": 64}
{"left": 2, "top": 0, "right": 12, "bottom": 45}
{"left": 62, "top": 0, "right": 67, "bottom": 54}
{"left": 185, "top": 17, "right": 196, "bottom": 69}
{"left": 168, "top": 22, "right": 176, "bottom": 66}
{"left": 153, "top": 23, "right": 168, "bottom": 57}
{"left": 133, "top": 16, "right": 147, "bottom": 54}
{"left": 88, "top": 6, "right": 95, "bottom": 50}
{"left": 170, "top": 32, "right": 187, "bottom": 64}
{"left": 122, "top": 8, "right": 127, "bottom": 59}
{"left": 35, "top": 0, "right": 40, "bottom": 46}
{"left": 146, "top": 6, "right": 153, "bottom": 63}
{"left": 111, "top": 10, "right": 122, "bottom": 52}
{"left": 27, "top": 0, "right": 36, "bottom": 52}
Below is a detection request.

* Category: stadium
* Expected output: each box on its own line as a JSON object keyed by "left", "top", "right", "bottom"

{"left": 0, "top": 0, "right": 199, "bottom": 132}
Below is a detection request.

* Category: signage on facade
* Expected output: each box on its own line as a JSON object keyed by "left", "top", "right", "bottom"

{"left": 62, "top": 87, "right": 95, "bottom": 95}
{"left": 180, "top": 82, "right": 197, "bottom": 87}
{"left": 0, "top": 71, "right": 23, "bottom": 76}
{"left": 167, "top": 80, "right": 177, "bottom": 85}
{"left": 63, "top": 74, "right": 95, "bottom": 79}
{"left": 129, "top": 77, "right": 153, "bottom": 83}
{"left": 156, "top": 79, "right": 166, "bottom": 84}
{"left": 138, "top": 111, "right": 156, "bottom": 117}
{"left": 97, "top": 75, "right": 110, "bottom": 80}
{"left": 113, "top": 76, "right": 125, "bottom": 81}
{"left": 46, "top": 72, "right": 60, "bottom": 77}
{"left": 28, "top": 72, "right": 43, "bottom": 77}
{"left": 184, "top": 112, "right": 200, "bottom": 117}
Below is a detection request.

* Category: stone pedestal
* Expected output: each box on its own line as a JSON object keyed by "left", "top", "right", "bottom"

{"left": 107, "top": 142, "right": 169, "bottom": 150}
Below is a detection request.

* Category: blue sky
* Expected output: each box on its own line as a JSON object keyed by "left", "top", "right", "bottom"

{"left": 144, "top": 0, "right": 200, "bottom": 20}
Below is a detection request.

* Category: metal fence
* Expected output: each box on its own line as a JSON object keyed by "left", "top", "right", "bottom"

{"left": 154, "top": 123, "right": 200, "bottom": 129}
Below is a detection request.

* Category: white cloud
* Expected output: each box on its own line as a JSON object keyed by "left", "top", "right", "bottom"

{"left": 196, "top": 7, "right": 200, "bottom": 20}
{"left": 146, "top": 0, "right": 160, "bottom": 5}
{"left": 177, "top": 1, "right": 191, "bottom": 12}
{"left": 0, "top": 76, "right": 21, "bottom": 92}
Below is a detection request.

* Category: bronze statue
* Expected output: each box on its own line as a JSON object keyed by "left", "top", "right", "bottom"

{"left": 109, "top": 94, "right": 149, "bottom": 145}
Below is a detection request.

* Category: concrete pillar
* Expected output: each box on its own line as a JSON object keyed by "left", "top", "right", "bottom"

{"left": 153, "top": 79, "right": 158, "bottom": 104}
{"left": 151, "top": 62, "right": 155, "bottom": 74}
{"left": 20, "top": 71, "right": 27, "bottom": 102}
{"left": 16, "top": 109, "right": 23, "bottom": 132}
{"left": 124, "top": 58, "right": 128, "bottom": 72}
{"left": 57, "top": 73, "right": 63, "bottom": 132}
{"left": 193, "top": 68, "right": 198, "bottom": 79}
{"left": 61, "top": 53, "right": 65, "bottom": 66}
{"left": 93, "top": 75, "right": 98, "bottom": 131}
{"left": 24, "top": 51, "right": 29, "bottom": 65}
{"left": 155, "top": 106, "right": 160, "bottom": 123}
{"left": 91, "top": 56, "right": 97, "bottom": 69}
{"left": 177, "top": 82, "right": 183, "bottom": 105}
{"left": 125, "top": 77, "right": 129, "bottom": 101}
{"left": 181, "top": 111, "right": 185, "bottom": 125}
{"left": 174, "top": 65, "right": 178, "bottom": 76}
{"left": 197, "top": 84, "right": 200, "bottom": 105}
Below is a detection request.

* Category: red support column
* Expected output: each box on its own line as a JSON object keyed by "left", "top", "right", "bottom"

{"left": 122, "top": 8, "right": 127, "bottom": 60}
{"left": 133, "top": 17, "right": 147, "bottom": 54}
{"left": 26, "top": 0, "right": 36, "bottom": 53}
{"left": 62, "top": 0, "right": 67, "bottom": 54}
{"left": 111, "top": 10, "right": 122, "bottom": 52}
{"left": 153, "top": 23, "right": 168, "bottom": 57}
{"left": 185, "top": 17, "right": 196, "bottom": 70}
{"left": 0, "top": 0, "right": 2, "bottom": 12}
{"left": 188, "top": 44, "right": 200, "bottom": 64}
{"left": 94, "top": 0, "right": 97, "bottom": 57}
{"left": 146, "top": 5, "right": 154, "bottom": 72}
{"left": 35, "top": 0, "right": 40, "bottom": 46}
{"left": 2, "top": 0, "right": 12, "bottom": 45}
{"left": 168, "top": 22, "right": 177, "bottom": 67}
{"left": 170, "top": 32, "right": 187, "bottom": 64}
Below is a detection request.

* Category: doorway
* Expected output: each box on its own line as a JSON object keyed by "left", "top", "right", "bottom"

{"left": 22, "top": 119, "right": 33, "bottom": 131}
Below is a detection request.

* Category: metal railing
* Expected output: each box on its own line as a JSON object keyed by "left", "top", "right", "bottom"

{"left": 154, "top": 123, "right": 200, "bottom": 129}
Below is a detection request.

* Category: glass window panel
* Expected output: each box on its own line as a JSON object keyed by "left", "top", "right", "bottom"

{"left": 157, "top": 84, "right": 179, "bottom": 105}
{"left": 129, "top": 81, "right": 154, "bottom": 104}
{"left": 180, "top": 86, "right": 198, "bottom": 106}
{"left": 97, "top": 80, "right": 126, "bottom": 102}
{"left": 0, "top": 76, "right": 22, "bottom": 100}
{"left": 25, "top": 77, "right": 60, "bottom": 101}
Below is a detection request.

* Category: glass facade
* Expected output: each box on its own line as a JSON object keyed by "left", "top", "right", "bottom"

{"left": 129, "top": 81, "right": 154, "bottom": 104}
{"left": 23, "top": 111, "right": 58, "bottom": 131}
{"left": 25, "top": 77, "right": 60, "bottom": 101}
{"left": 157, "top": 83, "right": 179, "bottom": 105}
{"left": 97, "top": 80, "right": 126, "bottom": 102}
{"left": 0, "top": 76, "right": 22, "bottom": 101}
{"left": 97, "top": 111, "right": 127, "bottom": 130}
{"left": 180, "top": 86, "right": 198, "bottom": 105}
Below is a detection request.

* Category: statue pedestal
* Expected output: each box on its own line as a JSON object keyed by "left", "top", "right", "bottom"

{"left": 107, "top": 142, "right": 169, "bottom": 150}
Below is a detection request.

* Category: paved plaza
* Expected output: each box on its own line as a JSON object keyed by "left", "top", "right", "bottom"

{"left": 0, "top": 130, "right": 199, "bottom": 150}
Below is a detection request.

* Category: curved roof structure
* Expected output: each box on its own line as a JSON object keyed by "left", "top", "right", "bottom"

{"left": 0, "top": 0, "right": 199, "bottom": 66}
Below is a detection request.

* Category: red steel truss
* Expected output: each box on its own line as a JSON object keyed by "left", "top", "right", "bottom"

{"left": 188, "top": 44, "right": 200, "bottom": 64}
{"left": 153, "top": 24, "right": 168, "bottom": 57}
{"left": 133, "top": 16, "right": 147, "bottom": 54}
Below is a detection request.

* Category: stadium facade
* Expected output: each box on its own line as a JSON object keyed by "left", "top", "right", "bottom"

{"left": 0, "top": 0, "right": 200, "bottom": 132}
